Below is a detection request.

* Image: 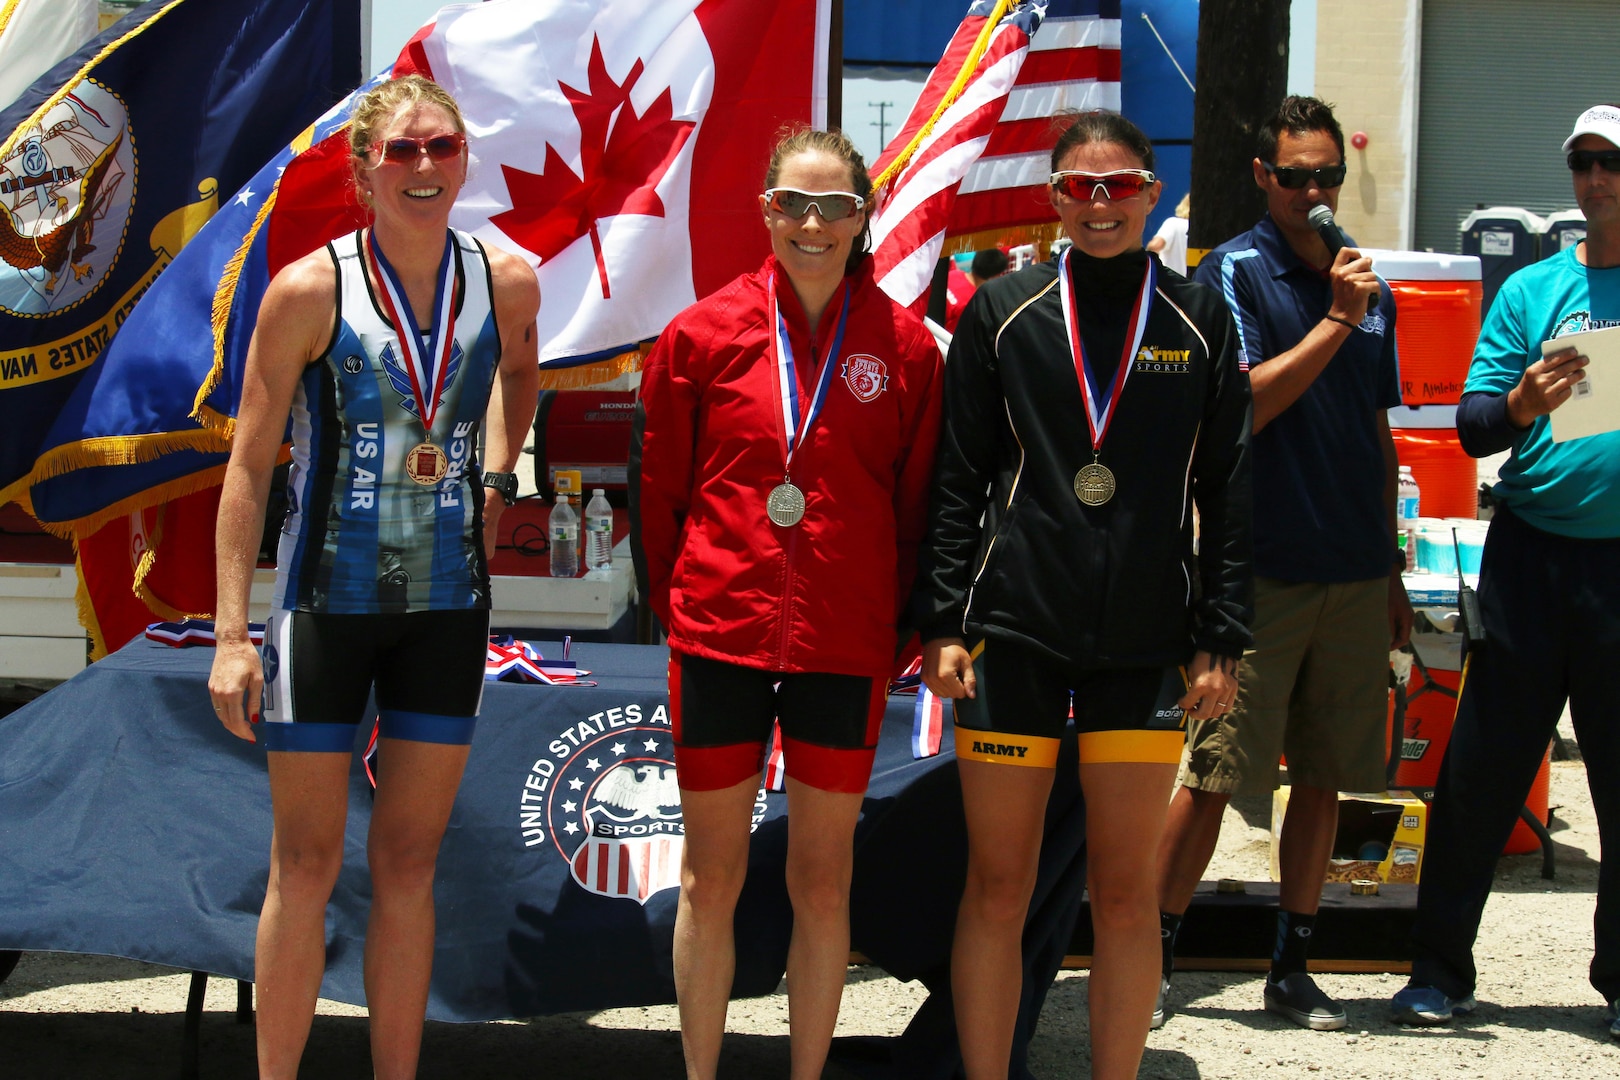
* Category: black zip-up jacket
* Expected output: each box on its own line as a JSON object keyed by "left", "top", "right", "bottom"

{"left": 909, "top": 250, "right": 1254, "bottom": 667}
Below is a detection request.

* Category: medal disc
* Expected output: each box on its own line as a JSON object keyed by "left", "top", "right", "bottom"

{"left": 766, "top": 482, "right": 806, "bottom": 527}
{"left": 405, "top": 441, "right": 448, "bottom": 487}
{"left": 1073, "top": 463, "right": 1116, "bottom": 506}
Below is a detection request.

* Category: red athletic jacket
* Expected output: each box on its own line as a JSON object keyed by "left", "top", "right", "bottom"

{"left": 631, "top": 255, "right": 943, "bottom": 678}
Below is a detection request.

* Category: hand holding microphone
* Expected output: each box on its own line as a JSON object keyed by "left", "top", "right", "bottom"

{"left": 1307, "top": 204, "right": 1379, "bottom": 325}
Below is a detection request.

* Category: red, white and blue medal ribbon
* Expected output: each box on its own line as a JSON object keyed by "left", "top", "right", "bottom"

{"left": 764, "top": 721, "right": 788, "bottom": 792}
{"left": 766, "top": 275, "right": 852, "bottom": 525}
{"left": 145, "top": 619, "right": 264, "bottom": 647}
{"left": 366, "top": 229, "right": 458, "bottom": 436}
{"left": 1058, "top": 248, "right": 1155, "bottom": 484}
{"left": 911, "top": 685, "right": 943, "bottom": 759}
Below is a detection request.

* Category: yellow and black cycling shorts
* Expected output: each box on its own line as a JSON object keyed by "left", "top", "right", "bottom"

{"left": 951, "top": 638, "right": 1188, "bottom": 768}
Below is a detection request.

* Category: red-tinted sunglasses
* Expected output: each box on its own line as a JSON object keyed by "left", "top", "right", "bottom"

{"left": 367, "top": 131, "right": 466, "bottom": 167}
{"left": 1049, "top": 169, "right": 1157, "bottom": 201}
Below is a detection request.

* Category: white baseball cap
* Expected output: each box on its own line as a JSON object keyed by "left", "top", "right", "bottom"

{"left": 1563, "top": 105, "right": 1620, "bottom": 152}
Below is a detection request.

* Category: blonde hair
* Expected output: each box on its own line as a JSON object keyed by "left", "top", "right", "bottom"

{"left": 349, "top": 74, "right": 466, "bottom": 162}
{"left": 1175, "top": 193, "right": 1190, "bottom": 219}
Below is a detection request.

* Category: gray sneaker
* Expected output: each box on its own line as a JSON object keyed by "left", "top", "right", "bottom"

{"left": 1264, "top": 972, "right": 1348, "bottom": 1031}
{"left": 1608, "top": 999, "right": 1620, "bottom": 1040}
{"left": 1151, "top": 976, "right": 1170, "bottom": 1029}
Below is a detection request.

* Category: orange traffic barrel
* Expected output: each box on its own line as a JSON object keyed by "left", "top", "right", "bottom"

{"left": 1370, "top": 251, "right": 1482, "bottom": 406}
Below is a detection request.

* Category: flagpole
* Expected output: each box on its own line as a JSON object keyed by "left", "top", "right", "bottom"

{"left": 827, "top": 0, "right": 842, "bottom": 129}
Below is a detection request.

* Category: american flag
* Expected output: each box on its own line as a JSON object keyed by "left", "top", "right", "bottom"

{"left": 868, "top": 0, "right": 1123, "bottom": 314}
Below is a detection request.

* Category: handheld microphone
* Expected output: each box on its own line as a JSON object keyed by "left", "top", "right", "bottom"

{"left": 1307, "top": 203, "right": 1375, "bottom": 317}
{"left": 1306, "top": 203, "right": 1347, "bottom": 258}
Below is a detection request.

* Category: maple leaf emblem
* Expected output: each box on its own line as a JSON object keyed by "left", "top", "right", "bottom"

{"left": 492, "top": 36, "right": 695, "bottom": 299}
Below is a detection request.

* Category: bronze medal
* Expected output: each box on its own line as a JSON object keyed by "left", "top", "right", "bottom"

{"left": 766, "top": 482, "right": 806, "bottom": 527}
{"left": 405, "top": 441, "right": 448, "bottom": 486}
{"left": 1073, "top": 462, "right": 1116, "bottom": 506}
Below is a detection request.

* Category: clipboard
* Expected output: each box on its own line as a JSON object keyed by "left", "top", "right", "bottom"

{"left": 1541, "top": 323, "right": 1620, "bottom": 442}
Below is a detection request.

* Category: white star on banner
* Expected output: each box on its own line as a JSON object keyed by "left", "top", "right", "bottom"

{"left": 563, "top": 821, "right": 579, "bottom": 835}
{"left": 562, "top": 800, "right": 577, "bottom": 812}
{"left": 568, "top": 777, "right": 584, "bottom": 790}
{"left": 643, "top": 738, "right": 659, "bottom": 751}
{"left": 586, "top": 758, "right": 602, "bottom": 771}
{"left": 611, "top": 742, "right": 627, "bottom": 755}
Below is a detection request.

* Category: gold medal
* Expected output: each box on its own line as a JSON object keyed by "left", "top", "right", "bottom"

{"left": 405, "top": 441, "right": 448, "bottom": 486}
{"left": 766, "top": 482, "right": 806, "bottom": 527}
{"left": 1073, "top": 462, "right": 1116, "bottom": 506}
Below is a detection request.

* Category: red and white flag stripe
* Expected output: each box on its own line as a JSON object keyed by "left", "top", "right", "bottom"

{"left": 869, "top": 0, "right": 1122, "bottom": 315}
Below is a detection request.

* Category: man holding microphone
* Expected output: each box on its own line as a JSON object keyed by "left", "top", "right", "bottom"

{"left": 1393, "top": 104, "right": 1620, "bottom": 1035}
{"left": 1156, "top": 95, "right": 1412, "bottom": 1031}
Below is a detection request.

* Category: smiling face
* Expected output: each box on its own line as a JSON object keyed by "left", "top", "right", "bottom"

{"left": 354, "top": 102, "right": 467, "bottom": 230}
{"left": 1049, "top": 140, "right": 1161, "bottom": 259}
{"left": 759, "top": 148, "right": 868, "bottom": 294}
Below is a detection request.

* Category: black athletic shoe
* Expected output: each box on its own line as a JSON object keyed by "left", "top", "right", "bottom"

{"left": 1264, "top": 972, "right": 1347, "bottom": 1031}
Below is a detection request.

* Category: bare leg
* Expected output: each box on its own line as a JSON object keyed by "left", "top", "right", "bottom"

{"left": 1278, "top": 784, "right": 1338, "bottom": 916}
{"left": 1083, "top": 760, "right": 1180, "bottom": 1080}
{"left": 1155, "top": 784, "right": 1233, "bottom": 917}
{"left": 673, "top": 775, "right": 761, "bottom": 1080}
{"left": 255, "top": 751, "right": 351, "bottom": 1080}
{"left": 363, "top": 737, "right": 472, "bottom": 1080}
{"left": 952, "top": 760, "right": 1054, "bottom": 1080}
{"left": 781, "top": 779, "right": 865, "bottom": 1080}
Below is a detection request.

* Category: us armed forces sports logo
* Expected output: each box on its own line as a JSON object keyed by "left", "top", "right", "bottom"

{"left": 0, "top": 82, "right": 135, "bottom": 317}
{"left": 518, "top": 701, "right": 766, "bottom": 904}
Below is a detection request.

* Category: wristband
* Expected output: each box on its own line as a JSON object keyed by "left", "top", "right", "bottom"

{"left": 1324, "top": 313, "right": 1360, "bottom": 330}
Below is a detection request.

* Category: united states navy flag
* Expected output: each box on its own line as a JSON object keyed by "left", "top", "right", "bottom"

{"left": 0, "top": 0, "right": 360, "bottom": 509}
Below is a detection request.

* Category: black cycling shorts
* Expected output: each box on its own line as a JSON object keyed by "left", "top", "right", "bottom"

{"left": 951, "top": 638, "right": 1188, "bottom": 768}
{"left": 668, "top": 651, "right": 885, "bottom": 793}
{"left": 258, "top": 608, "right": 489, "bottom": 752}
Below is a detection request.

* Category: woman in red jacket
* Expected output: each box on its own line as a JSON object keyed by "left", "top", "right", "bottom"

{"left": 631, "top": 127, "right": 942, "bottom": 1080}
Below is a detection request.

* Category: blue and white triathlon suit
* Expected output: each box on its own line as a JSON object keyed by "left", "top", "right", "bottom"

{"left": 259, "top": 228, "right": 502, "bottom": 751}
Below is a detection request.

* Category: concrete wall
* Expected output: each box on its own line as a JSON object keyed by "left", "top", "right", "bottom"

{"left": 1312, "top": 0, "right": 1420, "bottom": 250}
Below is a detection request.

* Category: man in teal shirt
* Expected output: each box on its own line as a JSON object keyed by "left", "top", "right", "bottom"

{"left": 1394, "top": 104, "right": 1620, "bottom": 1034}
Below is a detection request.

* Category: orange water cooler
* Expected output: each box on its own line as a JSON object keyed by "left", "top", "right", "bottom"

{"left": 1373, "top": 250, "right": 1484, "bottom": 520}
{"left": 1397, "top": 638, "right": 1551, "bottom": 856}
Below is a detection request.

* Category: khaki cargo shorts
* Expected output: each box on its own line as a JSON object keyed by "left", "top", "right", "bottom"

{"left": 1184, "top": 576, "right": 1391, "bottom": 796}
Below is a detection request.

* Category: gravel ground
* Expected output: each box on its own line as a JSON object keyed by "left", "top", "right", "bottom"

{"left": 4, "top": 718, "right": 1611, "bottom": 1078}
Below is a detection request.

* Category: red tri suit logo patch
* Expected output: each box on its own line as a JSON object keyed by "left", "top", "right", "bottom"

{"left": 840, "top": 353, "right": 888, "bottom": 402}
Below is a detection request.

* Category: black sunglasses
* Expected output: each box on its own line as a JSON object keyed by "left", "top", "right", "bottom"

{"left": 1568, "top": 149, "right": 1620, "bottom": 173}
{"left": 1261, "top": 160, "right": 1348, "bottom": 190}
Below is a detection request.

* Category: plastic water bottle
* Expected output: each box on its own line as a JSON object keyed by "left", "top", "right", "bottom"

{"left": 1397, "top": 466, "right": 1421, "bottom": 572}
{"left": 549, "top": 494, "right": 578, "bottom": 578}
{"left": 585, "top": 489, "right": 614, "bottom": 577}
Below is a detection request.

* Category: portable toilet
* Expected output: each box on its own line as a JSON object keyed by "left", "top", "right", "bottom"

{"left": 1542, "top": 208, "right": 1587, "bottom": 259}
{"left": 1460, "top": 207, "right": 1544, "bottom": 314}
{"left": 1367, "top": 250, "right": 1482, "bottom": 406}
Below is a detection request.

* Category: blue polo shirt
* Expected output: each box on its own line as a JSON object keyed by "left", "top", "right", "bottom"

{"left": 1194, "top": 215, "right": 1401, "bottom": 582}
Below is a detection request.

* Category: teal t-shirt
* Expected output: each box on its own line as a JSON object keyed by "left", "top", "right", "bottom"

{"left": 1465, "top": 246, "right": 1620, "bottom": 539}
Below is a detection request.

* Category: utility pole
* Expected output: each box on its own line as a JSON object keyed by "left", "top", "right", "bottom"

{"left": 1188, "top": 0, "right": 1290, "bottom": 257}
{"left": 870, "top": 101, "right": 895, "bottom": 151}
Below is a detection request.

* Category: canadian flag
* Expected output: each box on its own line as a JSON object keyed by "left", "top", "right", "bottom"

{"left": 416, "top": 0, "right": 833, "bottom": 365}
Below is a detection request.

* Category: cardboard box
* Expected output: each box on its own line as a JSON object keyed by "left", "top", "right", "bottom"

{"left": 1271, "top": 788, "right": 1427, "bottom": 885}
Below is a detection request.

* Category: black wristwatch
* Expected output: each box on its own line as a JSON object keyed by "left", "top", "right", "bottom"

{"left": 482, "top": 471, "right": 519, "bottom": 506}
{"left": 1393, "top": 546, "right": 1408, "bottom": 573}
